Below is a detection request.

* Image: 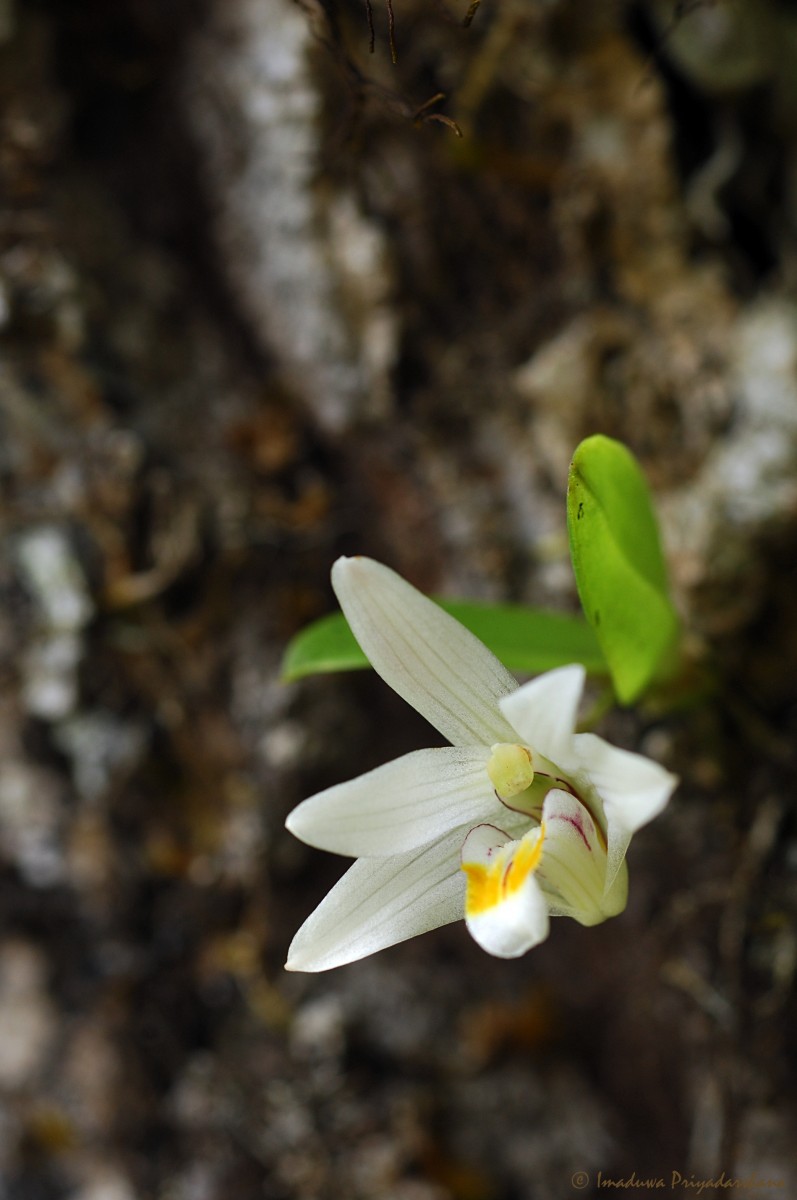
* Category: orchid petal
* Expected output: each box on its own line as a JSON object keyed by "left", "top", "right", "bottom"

{"left": 461, "top": 824, "right": 550, "bottom": 958}
{"left": 332, "top": 557, "right": 518, "bottom": 746}
{"left": 571, "top": 733, "right": 677, "bottom": 890}
{"left": 535, "top": 789, "right": 625, "bottom": 924}
{"left": 286, "top": 747, "right": 497, "bottom": 857}
{"left": 284, "top": 825, "right": 468, "bottom": 972}
{"left": 499, "top": 664, "right": 586, "bottom": 763}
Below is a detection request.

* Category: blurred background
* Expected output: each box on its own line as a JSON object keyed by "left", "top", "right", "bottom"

{"left": 1, "top": 0, "right": 797, "bottom": 1196}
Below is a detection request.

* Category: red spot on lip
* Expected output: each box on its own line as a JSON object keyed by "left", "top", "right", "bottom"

{"left": 558, "top": 812, "right": 591, "bottom": 851}
{"left": 539, "top": 776, "right": 607, "bottom": 851}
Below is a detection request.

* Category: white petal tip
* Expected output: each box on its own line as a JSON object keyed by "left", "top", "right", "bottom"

{"left": 283, "top": 946, "right": 323, "bottom": 973}
{"left": 331, "top": 555, "right": 403, "bottom": 603}
{"left": 499, "top": 665, "right": 586, "bottom": 763}
{"left": 331, "top": 554, "right": 367, "bottom": 582}
{"left": 284, "top": 805, "right": 317, "bottom": 844}
{"left": 284, "top": 806, "right": 316, "bottom": 847}
{"left": 284, "top": 958, "right": 314, "bottom": 973}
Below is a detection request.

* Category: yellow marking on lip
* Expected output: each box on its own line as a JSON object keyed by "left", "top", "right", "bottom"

{"left": 463, "top": 824, "right": 546, "bottom": 917}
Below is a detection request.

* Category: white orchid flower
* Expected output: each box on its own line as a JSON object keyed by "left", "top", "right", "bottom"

{"left": 285, "top": 557, "right": 677, "bottom": 972}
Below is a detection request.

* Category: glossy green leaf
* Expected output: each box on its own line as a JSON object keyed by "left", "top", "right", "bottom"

{"left": 282, "top": 612, "right": 365, "bottom": 680}
{"left": 282, "top": 601, "right": 607, "bottom": 682}
{"left": 567, "top": 434, "right": 680, "bottom": 704}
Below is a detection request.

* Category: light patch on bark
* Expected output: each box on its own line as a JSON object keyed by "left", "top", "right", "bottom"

{"left": 184, "top": 0, "right": 397, "bottom": 433}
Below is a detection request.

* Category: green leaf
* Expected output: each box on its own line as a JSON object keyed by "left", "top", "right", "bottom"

{"left": 282, "top": 601, "right": 606, "bottom": 682}
{"left": 443, "top": 602, "right": 606, "bottom": 676}
{"left": 282, "top": 612, "right": 366, "bottom": 681}
{"left": 567, "top": 434, "right": 680, "bottom": 704}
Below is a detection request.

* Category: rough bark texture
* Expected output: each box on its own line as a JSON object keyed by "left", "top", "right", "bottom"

{"left": 1, "top": 1, "right": 797, "bottom": 1197}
